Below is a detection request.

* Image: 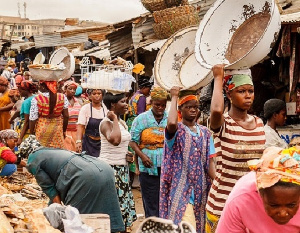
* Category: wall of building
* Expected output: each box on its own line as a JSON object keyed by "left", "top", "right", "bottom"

{"left": 0, "top": 16, "right": 65, "bottom": 40}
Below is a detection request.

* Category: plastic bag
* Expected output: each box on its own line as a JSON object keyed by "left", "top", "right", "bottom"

{"left": 43, "top": 203, "right": 66, "bottom": 231}
{"left": 62, "top": 205, "right": 94, "bottom": 233}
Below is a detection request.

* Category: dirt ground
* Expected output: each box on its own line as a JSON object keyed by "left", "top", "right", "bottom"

{"left": 131, "top": 187, "right": 145, "bottom": 232}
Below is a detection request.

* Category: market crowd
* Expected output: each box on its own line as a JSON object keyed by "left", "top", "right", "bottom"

{"left": 0, "top": 60, "right": 299, "bottom": 233}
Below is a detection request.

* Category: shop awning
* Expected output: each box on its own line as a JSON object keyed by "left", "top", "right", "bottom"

{"left": 281, "top": 11, "right": 300, "bottom": 23}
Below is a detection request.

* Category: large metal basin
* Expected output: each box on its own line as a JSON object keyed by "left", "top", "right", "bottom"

{"left": 195, "top": 0, "right": 281, "bottom": 69}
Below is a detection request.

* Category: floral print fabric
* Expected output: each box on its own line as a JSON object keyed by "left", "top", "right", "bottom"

{"left": 110, "top": 165, "right": 137, "bottom": 228}
{"left": 160, "top": 123, "right": 212, "bottom": 233}
{"left": 130, "top": 109, "right": 168, "bottom": 175}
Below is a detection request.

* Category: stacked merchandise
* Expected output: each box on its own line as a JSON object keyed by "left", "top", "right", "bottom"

{"left": 141, "top": 0, "right": 200, "bottom": 39}
{"left": 0, "top": 172, "right": 60, "bottom": 232}
{"left": 80, "top": 57, "right": 136, "bottom": 93}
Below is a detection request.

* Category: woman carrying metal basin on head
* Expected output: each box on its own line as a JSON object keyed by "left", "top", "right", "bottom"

{"left": 205, "top": 65, "right": 266, "bottom": 232}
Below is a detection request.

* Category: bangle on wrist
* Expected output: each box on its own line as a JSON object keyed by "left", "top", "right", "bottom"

{"left": 76, "top": 140, "right": 82, "bottom": 144}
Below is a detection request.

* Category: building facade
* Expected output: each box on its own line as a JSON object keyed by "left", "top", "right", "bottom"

{"left": 0, "top": 16, "right": 65, "bottom": 40}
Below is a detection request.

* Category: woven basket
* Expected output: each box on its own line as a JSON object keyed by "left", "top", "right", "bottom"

{"left": 153, "top": 5, "right": 196, "bottom": 24}
{"left": 165, "top": 0, "right": 188, "bottom": 7}
{"left": 141, "top": 0, "right": 168, "bottom": 12}
{"left": 153, "top": 12, "right": 200, "bottom": 39}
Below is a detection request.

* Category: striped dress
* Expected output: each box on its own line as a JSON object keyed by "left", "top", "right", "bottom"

{"left": 206, "top": 112, "right": 266, "bottom": 217}
{"left": 64, "top": 98, "right": 82, "bottom": 151}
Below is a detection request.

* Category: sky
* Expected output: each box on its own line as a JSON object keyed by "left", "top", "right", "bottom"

{"left": 0, "top": 0, "right": 148, "bottom": 23}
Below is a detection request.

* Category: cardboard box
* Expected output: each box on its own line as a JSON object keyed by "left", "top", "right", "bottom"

{"left": 287, "top": 102, "right": 297, "bottom": 115}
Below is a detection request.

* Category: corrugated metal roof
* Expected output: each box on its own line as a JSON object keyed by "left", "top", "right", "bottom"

{"left": 88, "top": 48, "right": 111, "bottom": 60}
{"left": 132, "top": 15, "right": 155, "bottom": 49}
{"left": 71, "top": 40, "right": 110, "bottom": 56}
{"left": 34, "top": 33, "right": 88, "bottom": 48}
{"left": 281, "top": 11, "right": 300, "bottom": 23}
{"left": 143, "top": 39, "right": 166, "bottom": 51}
{"left": 10, "top": 41, "right": 35, "bottom": 50}
{"left": 107, "top": 26, "right": 133, "bottom": 58}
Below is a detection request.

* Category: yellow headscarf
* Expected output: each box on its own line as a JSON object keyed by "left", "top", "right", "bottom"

{"left": 150, "top": 87, "right": 169, "bottom": 100}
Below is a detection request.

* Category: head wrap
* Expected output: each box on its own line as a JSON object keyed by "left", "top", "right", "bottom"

{"left": 40, "top": 81, "right": 57, "bottom": 94}
{"left": 264, "top": 99, "right": 286, "bottom": 120}
{"left": 150, "top": 87, "right": 169, "bottom": 100}
{"left": 0, "top": 76, "right": 9, "bottom": 86}
{"left": 15, "top": 75, "right": 24, "bottom": 86}
{"left": 178, "top": 95, "right": 198, "bottom": 106}
{"left": 0, "top": 129, "right": 18, "bottom": 144}
{"left": 223, "top": 69, "right": 253, "bottom": 92}
{"left": 248, "top": 146, "right": 300, "bottom": 189}
{"left": 177, "top": 90, "right": 198, "bottom": 121}
{"left": 75, "top": 86, "right": 83, "bottom": 96}
{"left": 63, "top": 80, "right": 78, "bottom": 90}
{"left": 138, "top": 76, "right": 153, "bottom": 89}
{"left": 19, "top": 135, "right": 42, "bottom": 158}
{"left": 20, "top": 80, "right": 38, "bottom": 93}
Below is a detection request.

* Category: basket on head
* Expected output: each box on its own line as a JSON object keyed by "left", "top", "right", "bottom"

{"left": 153, "top": 5, "right": 196, "bottom": 24}
{"left": 141, "top": 0, "right": 168, "bottom": 13}
{"left": 153, "top": 9, "right": 200, "bottom": 39}
{"left": 165, "top": 0, "right": 188, "bottom": 8}
{"left": 141, "top": 0, "right": 188, "bottom": 12}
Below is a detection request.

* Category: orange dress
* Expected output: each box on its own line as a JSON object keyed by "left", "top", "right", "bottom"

{"left": 35, "top": 93, "right": 65, "bottom": 149}
{"left": 0, "top": 90, "right": 12, "bottom": 130}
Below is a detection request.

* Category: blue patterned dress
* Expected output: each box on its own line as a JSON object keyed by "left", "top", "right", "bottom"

{"left": 160, "top": 122, "right": 214, "bottom": 233}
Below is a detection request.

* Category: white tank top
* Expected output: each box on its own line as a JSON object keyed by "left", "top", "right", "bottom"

{"left": 99, "top": 117, "right": 131, "bottom": 166}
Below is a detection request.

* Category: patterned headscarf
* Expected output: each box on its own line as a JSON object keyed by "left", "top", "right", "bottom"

{"left": 40, "top": 81, "right": 57, "bottom": 94}
{"left": 150, "top": 87, "right": 169, "bottom": 100}
{"left": 63, "top": 80, "right": 78, "bottom": 90}
{"left": 20, "top": 80, "right": 38, "bottom": 93}
{"left": 18, "top": 135, "right": 42, "bottom": 158}
{"left": 0, "top": 76, "right": 9, "bottom": 86}
{"left": 223, "top": 69, "right": 253, "bottom": 92}
{"left": 248, "top": 146, "right": 300, "bottom": 189}
{"left": 0, "top": 129, "right": 18, "bottom": 144}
